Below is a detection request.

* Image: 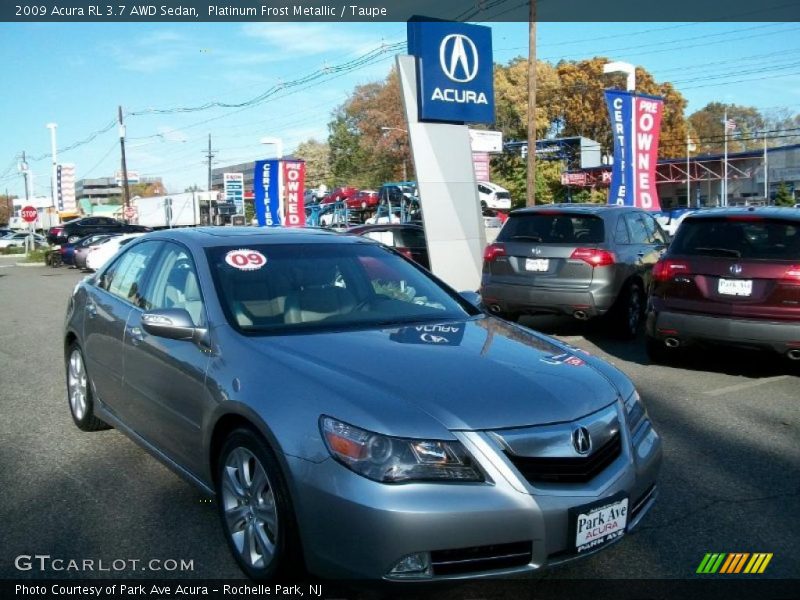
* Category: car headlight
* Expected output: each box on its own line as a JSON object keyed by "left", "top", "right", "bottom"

{"left": 624, "top": 389, "right": 646, "bottom": 433}
{"left": 320, "top": 416, "right": 484, "bottom": 483}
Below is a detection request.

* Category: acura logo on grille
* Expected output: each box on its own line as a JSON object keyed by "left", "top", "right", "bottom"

{"left": 730, "top": 264, "right": 743, "bottom": 275}
{"left": 572, "top": 427, "right": 592, "bottom": 455}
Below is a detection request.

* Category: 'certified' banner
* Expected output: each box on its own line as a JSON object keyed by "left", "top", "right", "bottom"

{"left": 254, "top": 160, "right": 281, "bottom": 227}
{"left": 605, "top": 90, "right": 664, "bottom": 210}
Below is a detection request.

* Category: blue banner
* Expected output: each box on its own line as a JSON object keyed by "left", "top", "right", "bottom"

{"left": 253, "top": 159, "right": 281, "bottom": 227}
{"left": 605, "top": 90, "right": 633, "bottom": 206}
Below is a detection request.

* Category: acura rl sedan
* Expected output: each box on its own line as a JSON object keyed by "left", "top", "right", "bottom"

{"left": 63, "top": 227, "right": 662, "bottom": 581}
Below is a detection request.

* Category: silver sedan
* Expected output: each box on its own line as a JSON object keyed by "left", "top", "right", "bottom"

{"left": 63, "top": 227, "right": 662, "bottom": 580}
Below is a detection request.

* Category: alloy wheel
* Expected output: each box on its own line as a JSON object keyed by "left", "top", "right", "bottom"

{"left": 68, "top": 349, "right": 88, "bottom": 420}
{"left": 220, "top": 447, "right": 279, "bottom": 570}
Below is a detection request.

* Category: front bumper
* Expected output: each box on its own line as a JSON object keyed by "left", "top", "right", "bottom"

{"left": 647, "top": 308, "right": 800, "bottom": 354}
{"left": 287, "top": 412, "right": 662, "bottom": 580}
{"left": 481, "top": 280, "right": 618, "bottom": 318}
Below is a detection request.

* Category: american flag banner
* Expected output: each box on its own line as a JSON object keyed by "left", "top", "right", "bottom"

{"left": 725, "top": 119, "right": 737, "bottom": 131}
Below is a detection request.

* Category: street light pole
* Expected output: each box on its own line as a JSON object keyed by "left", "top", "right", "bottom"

{"left": 46, "top": 122, "right": 57, "bottom": 215}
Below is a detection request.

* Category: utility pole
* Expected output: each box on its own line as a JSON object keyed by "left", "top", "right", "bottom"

{"left": 20, "top": 151, "right": 30, "bottom": 202}
{"left": 204, "top": 134, "right": 217, "bottom": 192}
{"left": 118, "top": 106, "right": 131, "bottom": 221}
{"left": 526, "top": 0, "right": 537, "bottom": 206}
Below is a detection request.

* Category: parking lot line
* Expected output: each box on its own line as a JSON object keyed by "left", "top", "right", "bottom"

{"left": 703, "top": 376, "right": 790, "bottom": 397}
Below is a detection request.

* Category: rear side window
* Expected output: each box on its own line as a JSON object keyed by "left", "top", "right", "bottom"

{"left": 498, "top": 214, "right": 605, "bottom": 244}
{"left": 614, "top": 217, "right": 630, "bottom": 244}
{"left": 671, "top": 218, "right": 800, "bottom": 260}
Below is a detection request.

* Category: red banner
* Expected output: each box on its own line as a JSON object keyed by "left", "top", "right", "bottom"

{"left": 632, "top": 96, "right": 663, "bottom": 210}
{"left": 282, "top": 161, "right": 305, "bottom": 227}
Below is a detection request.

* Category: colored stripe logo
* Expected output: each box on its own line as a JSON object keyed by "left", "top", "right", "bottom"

{"left": 697, "top": 553, "right": 772, "bottom": 574}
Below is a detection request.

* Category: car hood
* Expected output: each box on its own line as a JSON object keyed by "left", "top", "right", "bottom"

{"left": 242, "top": 316, "right": 620, "bottom": 432}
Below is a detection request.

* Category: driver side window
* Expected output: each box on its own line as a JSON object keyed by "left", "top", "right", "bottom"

{"left": 144, "top": 243, "right": 206, "bottom": 326}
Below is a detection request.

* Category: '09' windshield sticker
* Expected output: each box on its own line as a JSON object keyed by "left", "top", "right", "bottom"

{"left": 224, "top": 249, "right": 267, "bottom": 271}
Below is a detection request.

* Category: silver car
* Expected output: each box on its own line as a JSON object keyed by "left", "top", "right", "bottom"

{"left": 64, "top": 227, "right": 662, "bottom": 581}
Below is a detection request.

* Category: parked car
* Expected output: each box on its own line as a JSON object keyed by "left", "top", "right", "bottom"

{"left": 347, "top": 223, "right": 429, "bottom": 269}
{"left": 480, "top": 204, "right": 669, "bottom": 338}
{"left": 84, "top": 233, "right": 145, "bottom": 271}
{"left": 0, "top": 232, "right": 47, "bottom": 248}
{"left": 320, "top": 186, "right": 359, "bottom": 206}
{"left": 478, "top": 181, "right": 512, "bottom": 210}
{"left": 64, "top": 234, "right": 119, "bottom": 267}
{"left": 48, "top": 216, "right": 150, "bottom": 244}
{"left": 646, "top": 207, "right": 800, "bottom": 363}
{"left": 482, "top": 206, "right": 504, "bottom": 228}
{"left": 64, "top": 227, "right": 661, "bottom": 581}
{"left": 349, "top": 190, "right": 380, "bottom": 212}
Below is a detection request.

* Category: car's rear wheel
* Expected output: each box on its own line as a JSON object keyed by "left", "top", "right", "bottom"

{"left": 66, "top": 343, "right": 110, "bottom": 431}
{"left": 67, "top": 234, "right": 81, "bottom": 243}
{"left": 216, "top": 429, "right": 303, "bottom": 580}
{"left": 611, "top": 281, "right": 644, "bottom": 339}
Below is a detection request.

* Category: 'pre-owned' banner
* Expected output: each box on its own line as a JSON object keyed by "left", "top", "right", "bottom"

{"left": 605, "top": 90, "right": 664, "bottom": 210}
{"left": 253, "top": 159, "right": 281, "bottom": 227}
{"left": 282, "top": 161, "right": 306, "bottom": 227}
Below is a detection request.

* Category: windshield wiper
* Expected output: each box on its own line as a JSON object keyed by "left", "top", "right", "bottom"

{"left": 510, "top": 235, "right": 543, "bottom": 242}
{"left": 693, "top": 247, "right": 742, "bottom": 258}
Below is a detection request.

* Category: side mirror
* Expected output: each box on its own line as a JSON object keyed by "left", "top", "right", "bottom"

{"left": 141, "top": 308, "right": 199, "bottom": 341}
{"left": 458, "top": 290, "right": 482, "bottom": 309}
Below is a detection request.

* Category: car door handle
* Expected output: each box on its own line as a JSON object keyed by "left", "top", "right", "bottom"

{"left": 86, "top": 302, "right": 97, "bottom": 318}
{"left": 127, "top": 326, "right": 144, "bottom": 345}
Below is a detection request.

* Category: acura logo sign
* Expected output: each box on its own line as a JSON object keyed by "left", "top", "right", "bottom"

{"left": 572, "top": 427, "right": 592, "bottom": 455}
{"left": 730, "top": 264, "right": 743, "bottom": 275}
{"left": 439, "top": 34, "right": 479, "bottom": 83}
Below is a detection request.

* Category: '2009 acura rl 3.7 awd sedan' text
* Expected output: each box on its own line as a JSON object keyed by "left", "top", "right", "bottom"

{"left": 64, "top": 227, "right": 662, "bottom": 581}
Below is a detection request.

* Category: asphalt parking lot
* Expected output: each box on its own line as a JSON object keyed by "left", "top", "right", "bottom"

{"left": 1, "top": 258, "right": 798, "bottom": 590}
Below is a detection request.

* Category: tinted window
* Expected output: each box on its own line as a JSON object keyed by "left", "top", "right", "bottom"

{"left": 671, "top": 217, "right": 800, "bottom": 260}
{"left": 641, "top": 213, "right": 667, "bottom": 244}
{"left": 498, "top": 214, "right": 605, "bottom": 244}
{"left": 144, "top": 243, "right": 205, "bottom": 325}
{"left": 81, "top": 218, "right": 99, "bottom": 226}
{"left": 614, "top": 216, "right": 630, "bottom": 244}
{"left": 207, "top": 243, "right": 472, "bottom": 334}
{"left": 626, "top": 214, "right": 650, "bottom": 244}
{"left": 397, "top": 228, "right": 426, "bottom": 248}
{"left": 101, "top": 241, "right": 161, "bottom": 307}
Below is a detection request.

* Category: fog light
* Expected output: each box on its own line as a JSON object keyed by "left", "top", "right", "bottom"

{"left": 388, "top": 552, "right": 432, "bottom": 578}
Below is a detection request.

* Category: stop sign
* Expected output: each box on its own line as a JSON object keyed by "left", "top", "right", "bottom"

{"left": 21, "top": 206, "right": 38, "bottom": 223}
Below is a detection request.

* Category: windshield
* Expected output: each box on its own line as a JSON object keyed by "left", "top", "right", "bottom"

{"left": 206, "top": 242, "right": 474, "bottom": 334}
{"left": 671, "top": 217, "right": 800, "bottom": 260}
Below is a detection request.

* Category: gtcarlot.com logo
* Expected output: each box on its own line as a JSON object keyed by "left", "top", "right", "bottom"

{"left": 696, "top": 552, "right": 773, "bottom": 574}
{"left": 14, "top": 555, "right": 194, "bottom": 573}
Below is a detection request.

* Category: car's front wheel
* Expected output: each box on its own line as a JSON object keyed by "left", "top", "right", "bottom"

{"left": 216, "top": 429, "right": 303, "bottom": 580}
{"left": 66, "top": 342, "right": 110, "bottom": 431}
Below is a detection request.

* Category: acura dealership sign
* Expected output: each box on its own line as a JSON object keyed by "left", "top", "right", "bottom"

{"left": 407, "top": 19, "right": 494, "bottom": 124}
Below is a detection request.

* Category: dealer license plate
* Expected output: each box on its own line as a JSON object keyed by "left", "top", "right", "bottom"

{"left": 573, "top": 497, "right": 628, "bottom": 554}
{"left": 525, "top": 258, "right": 549, "bottom": 272}
{"left": 718, "top": 278, "right": 752, "bottom": 296}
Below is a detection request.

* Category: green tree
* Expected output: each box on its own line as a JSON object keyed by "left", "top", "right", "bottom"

{"left": 0, "top": 194, "right": 15, "bottom": 225}
{"left": 129, "top": 182, "right": 166, "bottom": 198}
{"left": 774, "top": 182, "right": 794, "bottom": 207}
{"left": 689, "top": 102, "right": 764, "bottom": 154}
{"left": 294, "top": 139, "right": 331, "bottom": 188}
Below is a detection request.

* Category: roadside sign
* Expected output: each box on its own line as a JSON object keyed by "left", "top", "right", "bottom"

{"left": 21, "top": 206, "right": 38, "bottom": 222}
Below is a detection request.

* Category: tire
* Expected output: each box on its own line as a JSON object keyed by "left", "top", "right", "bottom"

{"left": 216, "top": 428, "right": 304, "bottom": 581}
{"left": 67, "top": 235, "right": 81, "bottom": 243}
{"left": 65, "top": 343, "right": 110, "bottom": 431}
{"left": 610, "top": 281, "right": 644, "bottom": 340}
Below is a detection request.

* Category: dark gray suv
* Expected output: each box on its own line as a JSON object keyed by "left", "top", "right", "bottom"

{"left": 480, "top": 204, "right": 669, "bottom": 337}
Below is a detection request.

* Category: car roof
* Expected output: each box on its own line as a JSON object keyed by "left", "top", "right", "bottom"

{"left": 682, "top": 206, "right": 800, "bottom": 221}
{"left": 145, "top": 226, "right": 367, "bottom": 250}
{"left": 510, "top": 203, "right": 635, "bottom": 216}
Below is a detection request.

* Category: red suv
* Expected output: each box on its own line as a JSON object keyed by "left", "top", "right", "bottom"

{"left": 646, "top": 207, "right": 800, "bottom": 363}
{"left": 320, "top": 187, "right": 359, "bottom": 206}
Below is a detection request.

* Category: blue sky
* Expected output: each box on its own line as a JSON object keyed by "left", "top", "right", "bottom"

{"left": 1, "top": 21, "right": 799, "bottom": 197}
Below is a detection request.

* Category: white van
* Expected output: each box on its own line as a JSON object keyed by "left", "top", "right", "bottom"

{"left": 477, "top": 181, "right": 512, "bottom": 210}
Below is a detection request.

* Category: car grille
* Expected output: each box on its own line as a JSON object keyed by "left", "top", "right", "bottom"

{"left": 430, "top": 541, "right": 532, "bottom": 576}
{"left": 505, "top": 432, "right": 622, "bottom": 484}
